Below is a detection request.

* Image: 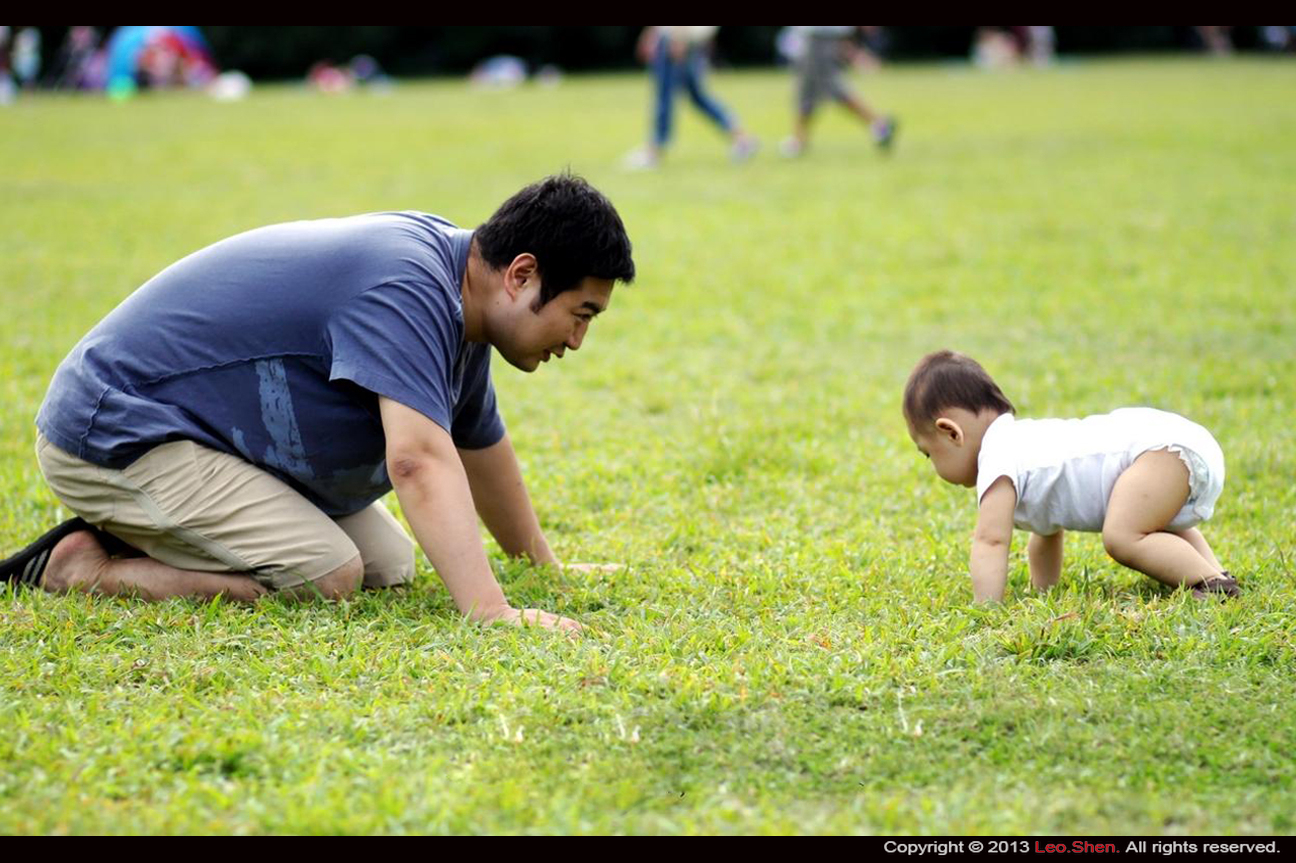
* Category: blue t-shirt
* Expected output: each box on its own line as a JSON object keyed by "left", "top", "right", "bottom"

{"left": 37, "top": 212, "right": 505, "bottom": 516}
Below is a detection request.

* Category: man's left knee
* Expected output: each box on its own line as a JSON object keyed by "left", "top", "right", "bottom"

{"left": 363, "top": 545, "right": 416, "bottom": 588}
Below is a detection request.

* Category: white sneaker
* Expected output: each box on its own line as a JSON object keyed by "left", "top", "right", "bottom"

{"left": 730, "top": 135, "right": 760, "bottom": 163}
{"left": 622, "top": 146, "right": 659, "bottom": 171}
{"left": 779, "top": 137, "right": 805, "bottom": 158}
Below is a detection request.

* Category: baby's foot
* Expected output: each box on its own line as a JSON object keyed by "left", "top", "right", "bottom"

{"left": 1191, "top": 571, "right": 1240, "bottom": 599}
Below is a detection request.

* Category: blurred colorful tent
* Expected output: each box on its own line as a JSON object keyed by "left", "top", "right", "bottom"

{"left": 105, "top": 26, "right": 216, "bottom": 92}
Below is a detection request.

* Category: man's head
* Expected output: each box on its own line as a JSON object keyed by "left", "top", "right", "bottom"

{"left": 903, "top": 350, "right": 1015, "bottom": 487}
{"left": 472, "top": 174, "right": 635, "bottom": 372}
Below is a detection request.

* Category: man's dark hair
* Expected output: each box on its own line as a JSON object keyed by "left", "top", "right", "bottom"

{"left": 903, "top": 350, "right": 1016, "bottom": 428}
{"left": 475, "top": 173, "right": 635, "bottom": 306}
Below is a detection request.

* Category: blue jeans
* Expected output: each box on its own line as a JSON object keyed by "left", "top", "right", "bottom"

{"left": 652, "top": 39, "right": 734, "bottom": 148}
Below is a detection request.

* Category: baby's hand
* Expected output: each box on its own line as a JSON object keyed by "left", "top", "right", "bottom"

{"left": 562, "top": 562, "right": 624, "bottom": 574}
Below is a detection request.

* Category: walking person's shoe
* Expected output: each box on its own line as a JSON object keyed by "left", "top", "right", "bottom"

{"left": 730, "top": 134, "right": 760, "bottom": 163}
{"left": 779, "top": 137, "right": 805, "bottom": 158}
{"left": 621, "top": 146, "right": 660, "bottom": 171}
{"left": 873, "top": 116, "right": 898, "bottom": 151}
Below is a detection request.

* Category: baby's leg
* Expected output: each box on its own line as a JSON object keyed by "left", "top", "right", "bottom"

{"left": 1175, "top": 527, "right": 1224, "bottom": 571}
{"left": 1102, "top": 449, "right": 1224, "bottom": 588}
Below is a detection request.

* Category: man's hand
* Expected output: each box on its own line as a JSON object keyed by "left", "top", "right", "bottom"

{"left": 380, "top": 398, "right": 580, "bottom": 630}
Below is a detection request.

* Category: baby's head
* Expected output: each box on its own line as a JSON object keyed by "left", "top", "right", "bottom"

{"left": 903, "top": 351, "right": 1015, "bottom": 487}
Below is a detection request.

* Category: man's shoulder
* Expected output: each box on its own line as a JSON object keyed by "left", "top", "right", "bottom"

{"left": 347, "top": 212, "right": 472, "bottom": 290}
{"left": 320, "top": 211, "right": 458, "bottom": 258}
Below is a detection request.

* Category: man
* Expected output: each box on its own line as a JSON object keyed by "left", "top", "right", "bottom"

{"left": 1, "top": 174, "right": 634, "bottom": 633}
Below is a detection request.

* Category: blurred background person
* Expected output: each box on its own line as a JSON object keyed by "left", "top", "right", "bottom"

{"left": 780, "top": 26, "right": 897, "bottom": 158}
{"left": 1196, "top": 26, "right": 1234, "bottom": 55}
{"left": 48, "top": 26, "right": 102, "bottom": 90}
{"left": 972, "top": 27, "right": 1055, "bottom": 68}
{"left": 1027, "top": 26, "right": 1056, "bottom": 66}
{"left": 1261, "top": 25, "right": 1296, "bottom": 51}
{"left": 103, "top": 26, "right": 216, "bottom": 98}
{"left": 0, "top": 26, "right": 13, "bottom": 105}
{"left": 623, "top": 26, "right": 758, "bottom": 170}
{"left": 973, "top": 26, "right": 1023, "bottom": 68}
{"left": 12, "top": 27, "right": 40, "bottom": 91}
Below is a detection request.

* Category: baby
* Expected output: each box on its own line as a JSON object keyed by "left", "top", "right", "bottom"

{"left": 903, "top": 350, "right": 1238, "bottom": 602}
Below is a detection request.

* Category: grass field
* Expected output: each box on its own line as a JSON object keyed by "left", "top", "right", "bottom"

{"left": 1, "top": 57, "right": 1294, "bottom": 835}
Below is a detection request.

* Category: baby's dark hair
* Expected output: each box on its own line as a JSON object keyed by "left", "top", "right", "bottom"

{"left": 903, "top": 350, "right": 1015, "bottom": 428}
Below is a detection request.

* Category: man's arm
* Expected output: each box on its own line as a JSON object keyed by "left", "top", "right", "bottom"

{"left": 970, "top": 476, "right": 1017, "bottom": 603}
{"left": 379, "top": 397, "right": 579, "bottom": 632}
{"left": 1028, "top": 531, "right": 1064, "bottom": 591}
{"left": 457, "top": 433, "right": 557, "bottom": 566}
{"left": 458, "top": 434, "right": 622, "bottom": 576}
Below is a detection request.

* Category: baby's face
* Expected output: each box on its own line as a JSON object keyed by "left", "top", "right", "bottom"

{"left": 908, "top": 414, "right": 980, "bottom": 488}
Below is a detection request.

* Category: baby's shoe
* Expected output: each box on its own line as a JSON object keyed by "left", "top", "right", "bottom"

{"left": 1191, "top": 572, "right": 1241, "bottom": 599}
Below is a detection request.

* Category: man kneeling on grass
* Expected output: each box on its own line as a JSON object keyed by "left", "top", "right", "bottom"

{"left": 1, "top": 174, "right": 634, "bottom": 633}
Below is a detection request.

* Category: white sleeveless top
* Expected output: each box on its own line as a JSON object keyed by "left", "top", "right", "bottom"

{"left": 975, "top": 408, "right": 1225, "bottom": 535}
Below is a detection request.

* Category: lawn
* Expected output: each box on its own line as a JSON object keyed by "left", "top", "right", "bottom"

{"left": 1, "top": 57, "right": 1293, "bottom": 834}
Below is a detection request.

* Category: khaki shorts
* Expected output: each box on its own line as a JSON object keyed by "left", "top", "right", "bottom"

{"left": 36, "top": 433, "right": 415, "bottom": 591}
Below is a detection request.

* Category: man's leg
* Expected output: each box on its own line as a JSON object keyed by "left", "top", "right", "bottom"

{"left": 681, "top": 49, "right": 732, "bottom": 132}
{"left": 35, "top": 435, "right": 363, "bottom": 601}
{"left": 42, "top": 529, "right": 266, "bottom": 600}
{"left": 651, "top": 37, "right": 677, "bottom": 151}
{"left": 679, "top": 48, "right": 757, "bottom": 162}
{"left": 783, "top": 46, "right": 822, "bottom": 156}
{"left": 837, "top": 90, "right": 880, "bottom": 125}
{"left": 334, "top": 500, "right": 416, "bottom": 589}
{"left": 624, "top": 38, "right": 676, "bottom": 169}
{"left": 41, "top": 530, "right": 361, "bottom": 601}
{"left": 838, "top": 91, "right": 897, "bottom": 150}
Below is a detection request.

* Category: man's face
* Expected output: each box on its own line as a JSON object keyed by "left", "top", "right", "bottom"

{"left": 494, "top": 276, "right": 614, "bottom": 373}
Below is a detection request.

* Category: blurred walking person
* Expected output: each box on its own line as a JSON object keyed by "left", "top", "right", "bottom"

{"left": 624, "top": 26, "right": 758, "bottom": 170}
{"left": 780, "top": 26, "right": 897, "bottom": 158}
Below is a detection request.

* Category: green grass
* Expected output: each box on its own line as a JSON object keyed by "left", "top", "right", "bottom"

{"left": 2, "top": 57, "right": 1294, "bottom": 834}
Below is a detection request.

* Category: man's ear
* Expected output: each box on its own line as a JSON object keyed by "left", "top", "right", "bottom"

{"left": 934, "top": 416, "right": 965, "bottom": 445}
{"left": 503, "top": 253, "right": 539, "bottom": 300}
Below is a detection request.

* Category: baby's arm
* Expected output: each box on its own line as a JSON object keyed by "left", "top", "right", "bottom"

{"left": 1028, "top": 531, "right": 1064, "bottom": 591}
{"left": 970, "top": 476, "right": 1017, "bottom": 602}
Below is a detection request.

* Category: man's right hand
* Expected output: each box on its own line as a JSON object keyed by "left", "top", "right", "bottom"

{"left": 379, "top": 398, "right": 586, "bottom": 636}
